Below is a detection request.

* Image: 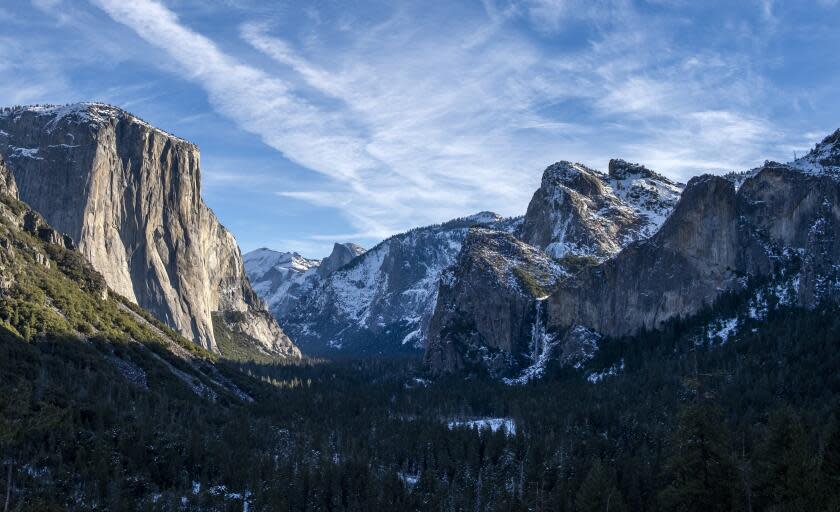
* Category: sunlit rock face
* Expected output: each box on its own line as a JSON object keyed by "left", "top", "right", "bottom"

{"left": 426, "top": 131, "right": 840, "bottom": 376}
{"left": 0, "top": 103, "right": 299, "bottom": 358}
{"left": 519, "top": 160, "right": 683, "bottom": 260}
{"left": 547, "top": 155, "right": 840, "bottom": 338}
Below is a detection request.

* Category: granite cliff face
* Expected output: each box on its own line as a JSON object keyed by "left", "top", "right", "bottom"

{"left": 0, "top": 103, "right": 299, "bottom": 357}
{"left": 519, "top": 160, "right": 683, "bottom": 259}
{"left": 0, "top": 153, "right": 84, "bottom": 274}
{"left": 426, "top": 130, "right": 840, "bottom": 375}
{"left": 546, "top": 157, "right": 840, "bottom": 338}
{"left": 281, "top": 213, "right": 521, "bottom": 355}
{"left": 423, "top": 228, "right": 565, "bottom": 374}
{"left": 0, "top": 154, "right": 17, "bottom": 199}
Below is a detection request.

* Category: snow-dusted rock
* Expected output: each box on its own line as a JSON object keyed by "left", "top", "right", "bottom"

{"left": 789, "top": 128, "right": 840, "bottom": 177}
{"left": 519, "top": 160, "right": 683, "bottom": 259}
{"left": 547, "top": 152, "right": 840, "bottom": 338}
{"left": 0, "top": 103, "right": 299, "bottom": 358}
{"left": 281, "top": 214, "right": 518, "bottom": 355}
{"left": 427, "top": 130, "right": 840, "bottom": 377}
{"left": 424, "top": 228, "right": 566, "bottom": 373}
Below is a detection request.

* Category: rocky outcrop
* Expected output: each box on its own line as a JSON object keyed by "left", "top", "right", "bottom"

{"left": 546, "top": 157, "right": 840, "bottom": 337}
{"left": 424, "top": 228, "right": 565, "bottom": 373}
{"left": 426, "top": 130, "right": 840, "bottom": 375}
{"left": 0, "top": 103, "right": 299, "bottom": 357}
{"left": 282, "top": 213, "right": 519, "bottom": 355}
{"left": 318, "top": 243, "right": 365, "bottom": 277}
{"left": 426, "top": 160, "right": 682, "bottom": 374}
{"left": 0, "top": 154, "right": 17, "bottom": 198}
{"left": 519, "top": 160, "right": 683, "bottom": 259}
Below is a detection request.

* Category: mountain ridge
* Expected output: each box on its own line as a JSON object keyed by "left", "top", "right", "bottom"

{"left": 425, "top": 129, "right": 840, "bottom": 376}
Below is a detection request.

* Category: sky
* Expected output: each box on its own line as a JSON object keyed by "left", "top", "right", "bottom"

{"left": 1, "top": 0, "right": 840, "bottom": 257}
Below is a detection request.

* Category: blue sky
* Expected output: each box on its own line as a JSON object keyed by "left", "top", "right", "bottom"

{"left": 2, "top": 0, "right": 839, "bottom": 257}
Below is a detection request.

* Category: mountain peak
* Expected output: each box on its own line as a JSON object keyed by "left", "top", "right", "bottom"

{"left": 464, "top": 211, "right": 504, "bottom": 224}
{"left": 540, "top": 161, "right": 607, "bottom": 199}
{"left": 318, "top": 242, "right": 366, "bottom": 277}
{"left": 608, "top": 158, "right": 652, "bottom": 179}
{"left": 790, "top": 128, "right": 840, "bottom": 176}
{"left": 543, "top": 161, "right": 601, "bottom": 181}
{"left": 607, "top": 158, "right": 677, "bottom": 186}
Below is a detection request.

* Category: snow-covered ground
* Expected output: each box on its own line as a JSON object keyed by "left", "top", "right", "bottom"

{"left": 447, "top": 417, "right": 517, "bottom": 436}
{"left": 587, "top": 359, "right": 625, "bottom": 383}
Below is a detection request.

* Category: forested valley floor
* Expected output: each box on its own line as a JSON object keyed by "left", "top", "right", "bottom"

{"left": 3, "top": 299, "right": 840, "bottom": 511}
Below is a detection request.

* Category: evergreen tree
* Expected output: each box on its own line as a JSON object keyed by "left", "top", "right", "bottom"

{"left": 575, "top": 459, "right": 626, "bottom": 512}
{"left": 755, "top": 408, "right": 817, "bottom": 511}
{"left": 658, "top": 402, "right": 740, "bottom": 512}
{"left": 823, "top": 416, "right": 840, "bottom": 507}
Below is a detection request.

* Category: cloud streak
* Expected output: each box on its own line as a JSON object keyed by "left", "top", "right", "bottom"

{"left": 88, "top": 0, "right": 828, "bottom": 248}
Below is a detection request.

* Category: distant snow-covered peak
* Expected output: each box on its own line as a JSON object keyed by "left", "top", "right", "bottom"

{"left": 243, "top": 247, "right": 319, "bottom": 281}
{"left": 464, "top": 211, "right": 504, "bottom": 224}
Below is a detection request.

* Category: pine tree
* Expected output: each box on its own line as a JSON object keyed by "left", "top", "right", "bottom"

{"left": 823, "top": 416, "right": 840, "bottom": 506}
{"left": 755, "top": 408, "right": 817, "bottom": 511}
{"left": 658, "top": 402, "right": 740, "bottom": 512}
{"left": 575, "top": 459, "right": 626, "bottom": 512}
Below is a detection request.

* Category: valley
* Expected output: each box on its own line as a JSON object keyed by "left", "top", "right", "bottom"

{"left": 1, "top": 103, "right": 839, "bottom": 510}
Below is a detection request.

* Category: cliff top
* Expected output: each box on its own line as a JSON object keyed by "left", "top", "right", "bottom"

{"left": 0, "top": 102, "right": 196, "bottom": 148}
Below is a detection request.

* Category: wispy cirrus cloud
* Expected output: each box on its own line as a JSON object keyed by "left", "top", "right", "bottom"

{"left": 64, "top": 0, "right": 840, "bottom": 252}
{"left": 92, "top": 0, "right": 585, "bottom": 238}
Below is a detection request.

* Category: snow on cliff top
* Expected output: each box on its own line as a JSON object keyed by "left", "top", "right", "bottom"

{"left": 0, "top": 102, "right": 194, "bottom": 146}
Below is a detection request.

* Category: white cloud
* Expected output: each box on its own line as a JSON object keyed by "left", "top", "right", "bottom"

{"left": 90, "top": 0, "right": 798, "bottom": 244}
{"left": 93, "top": 0, "right": 581, "bottom": 238}
{"left": 93, "top": 0, "right": 376, "bottom": 182}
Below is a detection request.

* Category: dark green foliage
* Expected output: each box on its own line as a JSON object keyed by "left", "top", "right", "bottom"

{"left": 658, "top": 403, "right": 739, "bottom": 511}
{"left": 1, "top": 191, "right": 840, "bottom": 509}
{"left": 2, "top": 301, "right": 840, "bottom": 510}
{"left": 555, "top": 253, "right": 600, "bottom": 274}
{"left": 822, "top": 417, "right": 840, "bottom": 509}
{"left": 513, "top": 265, "right": 550, "bottom": 297}
{"left": 575, "top": 459, "right": 626, "bottom": 512}
{"left": 43, "top": 243, "right": 106, "bottom": 295}
{"left": 754, "top": 408, "right": 818, "bottom": 511}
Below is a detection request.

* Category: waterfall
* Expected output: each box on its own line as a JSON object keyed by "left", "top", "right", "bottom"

{"left": 529, "top": 299, "right": 550, "bottom": 364}
{"left": 504, "top": 298, "right": 554, "bottom": 385}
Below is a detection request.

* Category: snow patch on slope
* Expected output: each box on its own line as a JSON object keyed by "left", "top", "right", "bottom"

{"left": 447, "top": 417, "right": 517, "bottom": 436}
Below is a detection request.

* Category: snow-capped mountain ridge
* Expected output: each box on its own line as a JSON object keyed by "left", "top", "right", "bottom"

{"left": 243, "top": 243, "right": 364, "bottom": 320}
{"left": 519, "top": 159, "right": 683, "bottom": 260}
{"left": 244, "top": 248, "right": 320, "bottom": 280}
{"left": 280, "top": 213, "right": 515, "bottom": 355}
